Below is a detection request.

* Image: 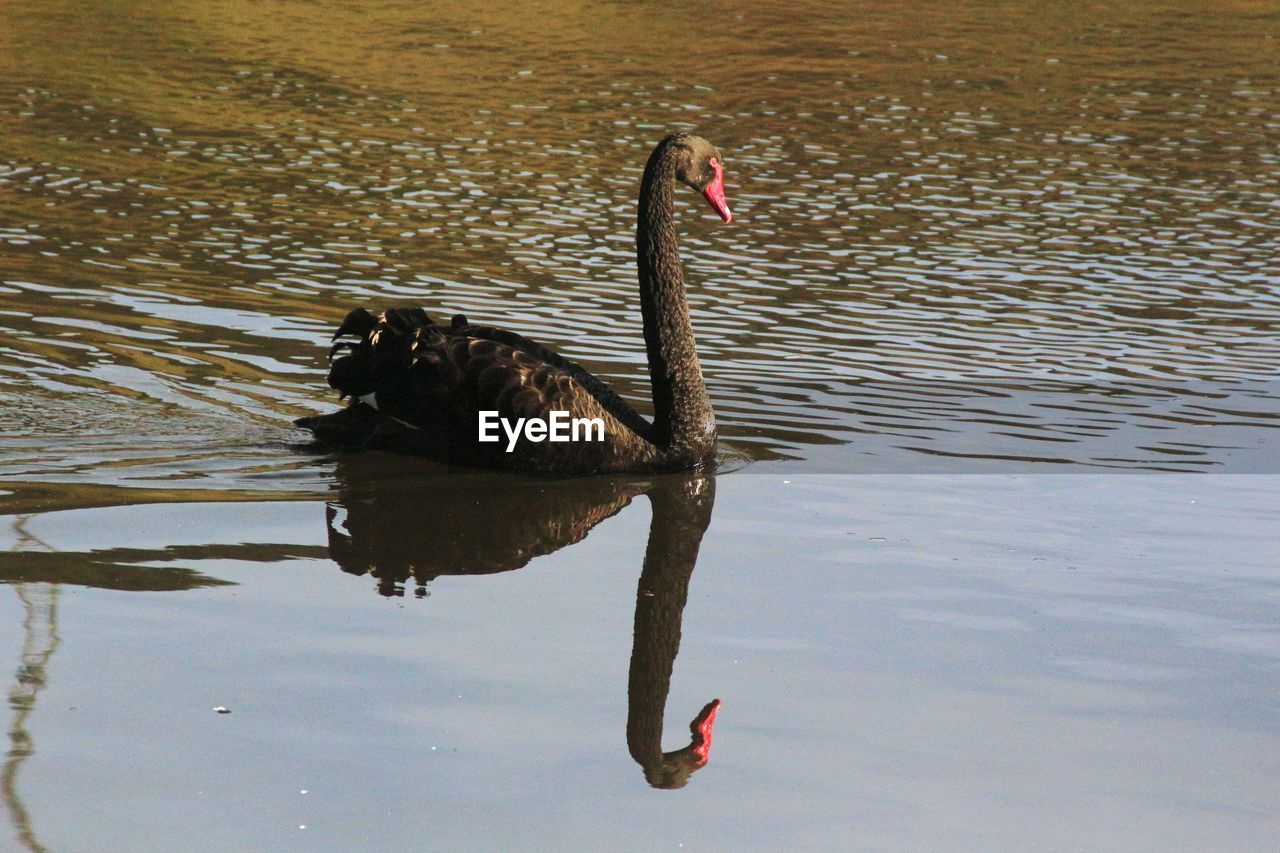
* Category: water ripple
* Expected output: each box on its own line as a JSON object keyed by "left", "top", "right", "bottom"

{"left": 1, "top": 0, "right": 1277, "bottom": 487}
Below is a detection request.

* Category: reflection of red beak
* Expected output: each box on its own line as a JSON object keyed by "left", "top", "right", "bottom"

{"left": 690, "top": 698, "right": 721, "bottom": 765}
{"left": 702, "top": 160, "right": 732, "bottom": 223}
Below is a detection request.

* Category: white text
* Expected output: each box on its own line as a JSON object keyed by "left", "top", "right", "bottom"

{"left": 478, "top": 410, "right": 605, "bottom": 452}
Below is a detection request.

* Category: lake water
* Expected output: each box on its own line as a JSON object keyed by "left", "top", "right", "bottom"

{"left": 1, "top": 1, "right": 1278, "bottom": 850}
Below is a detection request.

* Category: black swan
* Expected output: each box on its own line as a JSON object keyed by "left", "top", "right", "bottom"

{"left": 295, "top": 132, "right": 733, "bottom": 475}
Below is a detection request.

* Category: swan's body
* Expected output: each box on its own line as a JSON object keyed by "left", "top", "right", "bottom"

{"left": 295, "top": 133, "right": 732, "bottom": 475}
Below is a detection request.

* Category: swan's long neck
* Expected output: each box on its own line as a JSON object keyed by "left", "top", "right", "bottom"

{"left": 636, "top": 144, "right": 716, "bottom": 461}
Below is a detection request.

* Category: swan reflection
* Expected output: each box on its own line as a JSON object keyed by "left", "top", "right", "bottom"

{"left": 2, "top": 583, "right": 58, "bottom": 853}
{"left": 323, "top": 455, "right": 722, "bottom": 788}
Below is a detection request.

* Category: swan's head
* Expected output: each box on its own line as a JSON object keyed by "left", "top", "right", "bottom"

{"left": 667, "top": 133, "right": 733, "bottom": 224}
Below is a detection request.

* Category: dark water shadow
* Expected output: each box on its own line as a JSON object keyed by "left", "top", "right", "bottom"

{"left": 324, "top": 454, "right": 721, "bottom": 789}
{"left": 0, "top": 512, "right": 248, "bottom": 593}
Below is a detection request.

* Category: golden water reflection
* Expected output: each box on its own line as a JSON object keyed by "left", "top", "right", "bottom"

{"left": 2, "top": 0, "right": 1277, "bottom": 487}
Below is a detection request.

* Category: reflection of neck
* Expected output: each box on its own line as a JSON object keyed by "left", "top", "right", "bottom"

{"left": 626, "top": 477, "right": 716, "bottom": 789}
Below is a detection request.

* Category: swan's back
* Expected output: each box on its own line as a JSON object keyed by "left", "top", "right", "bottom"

{"left": 296, "top": 308, "right": 667, "bottom": 474}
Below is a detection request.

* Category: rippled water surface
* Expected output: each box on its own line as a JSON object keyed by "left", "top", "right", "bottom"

{"left": 1, "top": 1, "right": 1278, "bottom": 850}
{"left": 3, "top": 0, "right": 1278, "bottom": 483}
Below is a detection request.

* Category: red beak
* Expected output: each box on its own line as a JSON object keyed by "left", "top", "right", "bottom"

{"left": 702, "top": 159, "right": 732, "bottom": 223}
{"left": 690, "top": 698, "right": 721, "bottom": 765}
